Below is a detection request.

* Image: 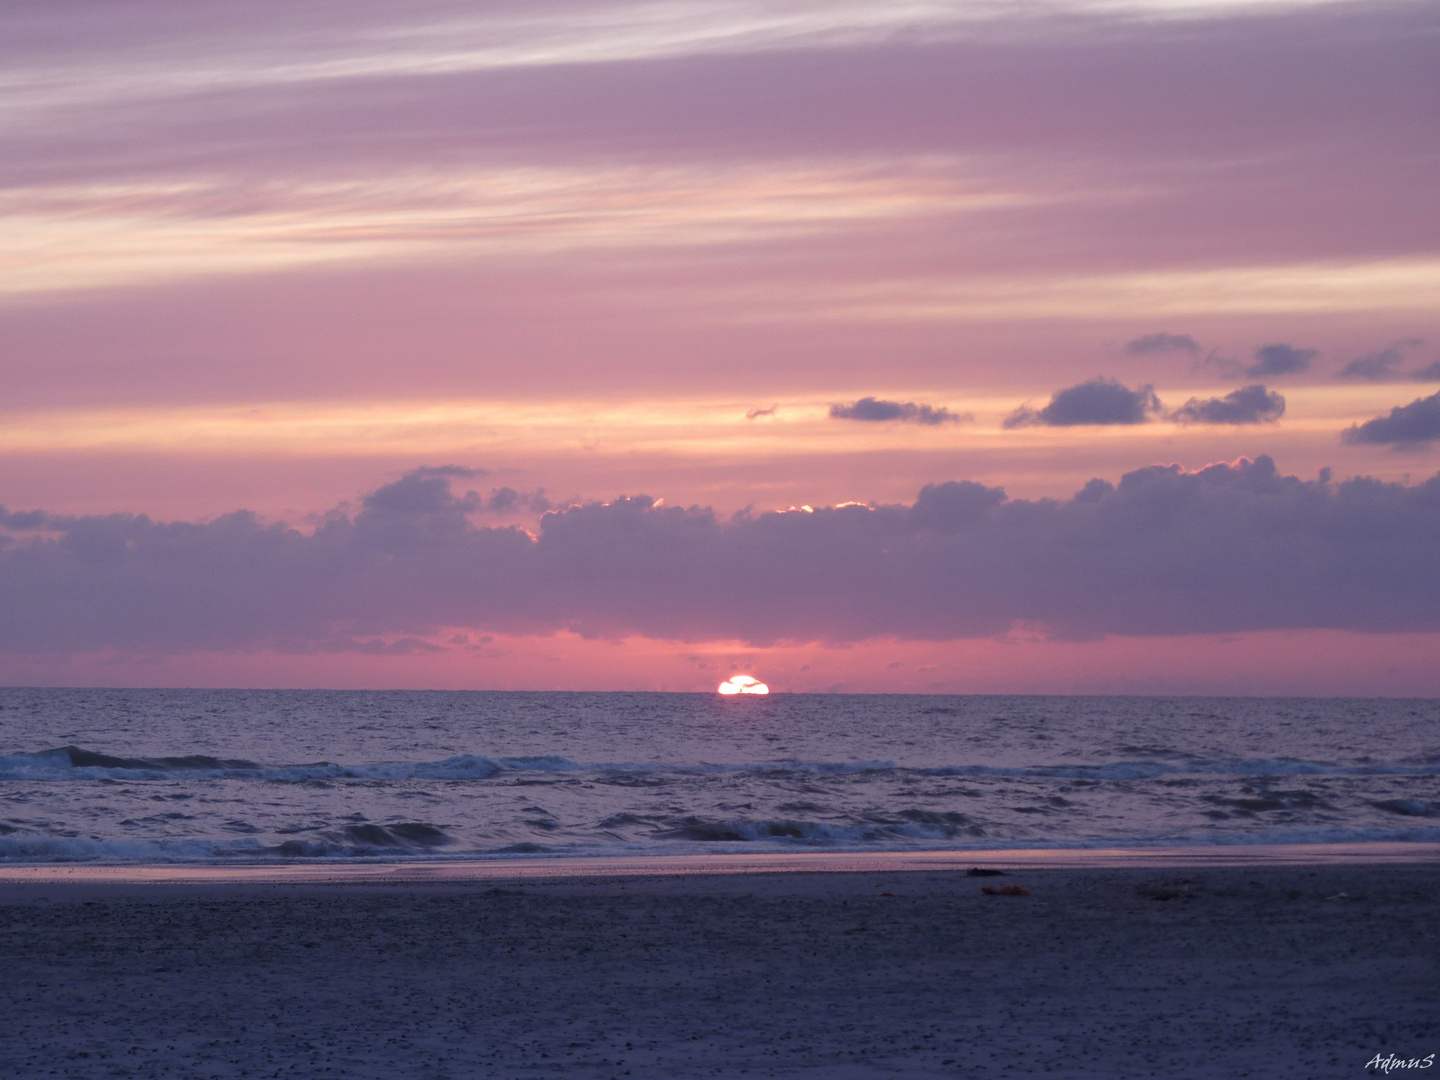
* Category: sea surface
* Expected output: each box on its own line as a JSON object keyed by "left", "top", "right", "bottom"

{"left": 1, "top": 689, "right": 1437, "bottom": 864}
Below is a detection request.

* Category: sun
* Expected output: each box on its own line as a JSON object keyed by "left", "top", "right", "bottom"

{"left": 718, "top": 674, "right": 769, "bottom": 695}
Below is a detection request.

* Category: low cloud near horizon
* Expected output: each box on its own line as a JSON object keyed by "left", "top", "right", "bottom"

{"left": 829, "top": 398, "right": 968, "bottom": 425}
{"left": 1123, "top": 333, "right": 1199, "bottom": 356}
{"left": 1171, "top": 385, "right": 1285, "bottom": 425}
{"left": 1005, "top": 378, "right": 1162, "bottom": 428}
{"left": 1246, "top": 344, "right": 1317, "bottom": 378}
{"left": 1343, "top": 390, "right": 1440, "bottom": 448}
{"left": 2, "top": 458, "right": 1437, "bottom": 656}
{"left": 1336, "top": 340, "right": 1435, "bottom": 382}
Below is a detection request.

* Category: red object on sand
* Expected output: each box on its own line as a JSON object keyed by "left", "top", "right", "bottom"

{"left": 981, "top": 884, "right": 1031, "bottom": 896}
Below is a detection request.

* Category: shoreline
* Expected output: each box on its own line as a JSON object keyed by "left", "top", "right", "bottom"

{"left": 2, "top": 839, "right": 1435, "bottom": 886}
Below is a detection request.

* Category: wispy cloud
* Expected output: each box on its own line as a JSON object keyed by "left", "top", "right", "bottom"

{"left": 1124, "top": 332, "right": 1199, "bottom": 356}
{"left": 1335, "top": 339, "right": 1429, "bottom": 382}
{"left": 4, "top": 1, "right": 1436, "bottom": 310}
{"left": 1246, "top": 343, "right": 1315, "bottom": 378}
{"left": 4, "top": 1, "right": 1356, "bottom": 123}
{"left": 0, "top": 162, "right": 1023, "bottom": 296}
{"left": 829, "top": 397, "right": 968, "bottom": 425}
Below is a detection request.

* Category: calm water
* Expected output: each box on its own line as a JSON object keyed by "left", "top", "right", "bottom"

{"left": 0, "top": 689, "right": 1436, "bottom": 863}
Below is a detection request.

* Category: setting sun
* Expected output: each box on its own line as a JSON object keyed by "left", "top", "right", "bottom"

{"left": 717, "top": 674, "right": 769, "bottom": 695}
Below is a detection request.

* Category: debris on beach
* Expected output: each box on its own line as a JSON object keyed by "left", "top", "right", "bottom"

{"left": 966, "top": 868, "right": 1007, "bottom": 877}
{"left": 981, "top": 884, "right": 1031, "bottom": 896}
{"left": 1138, "top": 886, "right": 1188, "bottom": 901}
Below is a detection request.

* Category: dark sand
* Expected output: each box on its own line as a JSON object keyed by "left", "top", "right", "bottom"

{"left": 1, "top": 864, "right": 1436, "bottom": 1079}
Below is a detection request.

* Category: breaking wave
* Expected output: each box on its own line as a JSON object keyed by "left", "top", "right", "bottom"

{"left": 3, "top": 745, "right": 1437, "bottom": 784}
{"left": 0, "top": 746, "right": 513, "bottom": 782}
{"left": 0, "top": 819, "right": 460, "bottom": 863}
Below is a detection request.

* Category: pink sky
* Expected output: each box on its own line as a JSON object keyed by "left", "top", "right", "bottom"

{"left": 2, "top": 0, "right": 1438, "bottom": 693}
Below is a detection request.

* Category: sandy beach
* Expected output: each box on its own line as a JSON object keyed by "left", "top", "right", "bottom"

{"left": 1, "top": 860, "right": 1435, "bottom": 1079}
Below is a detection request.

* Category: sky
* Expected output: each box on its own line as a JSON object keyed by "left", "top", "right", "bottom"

{"left": 2, "top": 0, "right": 1438, "bottom": 694}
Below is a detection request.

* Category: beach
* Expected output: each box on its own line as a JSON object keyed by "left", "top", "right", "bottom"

{"left": 2, "top": 860, "right": 1435, "bottom": 1079}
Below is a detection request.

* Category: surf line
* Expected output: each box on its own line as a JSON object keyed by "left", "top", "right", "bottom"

{"left": 1, "top": 842, "right": 1436, "bottom": 885}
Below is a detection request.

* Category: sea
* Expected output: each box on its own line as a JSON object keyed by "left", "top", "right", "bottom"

{"left": 1, "top": 689, "right": 1437, "bottom": 864}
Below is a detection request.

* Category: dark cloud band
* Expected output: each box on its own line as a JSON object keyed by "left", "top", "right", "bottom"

{"left": 2, "top": 458, "right": 1437, "bottom": 654}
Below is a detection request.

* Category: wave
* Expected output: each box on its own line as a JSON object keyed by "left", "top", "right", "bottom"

{"left": 3, "top": 745, "right": 1438, "bottom": 784}
{"left": 275, "top": 822, "right": 458, "bottom": 856}
{"left": 917, "top": 758, "right": 1440, "bottom": 780}
{"left": 608, "top": 809, "right": 987, "bottom": 845}
{"left": 0, "top": 819, "right": 458, "bottom": 863}
{"left": 0, "top": 834, "right": 267, "bottom": 863}
{"left": 0, "top": 746, "right": 509, "bottom": 782}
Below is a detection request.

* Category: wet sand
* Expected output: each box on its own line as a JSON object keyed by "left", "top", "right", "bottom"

{"left": 2, "top": 842, "right": 1436, "bottom": 886}
{"left": 1, "top": 863, "right": 1435, "bottom": 1079}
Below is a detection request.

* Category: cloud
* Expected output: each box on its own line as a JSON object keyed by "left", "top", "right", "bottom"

{"left": 4, "top": 457, "right": 1438, "bottom": 654}
{"left": 1124, "top": 333, "right": 1199, "bottom": 356}
{"left": 1342, "top": 390, "right": 1440, "bottom": 448}
{"left": 829, "top": 397, "right": 968, "bottom": 425}
{"left": 0, "top": 508, "right": 51, "bottom": 531}
{"left": 1170, "top": 385, "right": 1285, "bottom": 425}
{"left": 1, "top": 0, "right": 1433, "bottom": 323}
{"left": 363, "top": 467, "right": 485, "bottom": 515}
{"left": 746, "top": 405, "right": 778, "bottom": 420}
{"left": 907, "top": 481, "right": 1007, "bottom": 531}
{"left": 1413, "top": 362, "right": 1440, "bottom": 382}
{"left": 1246, "top": 343, "right": 1316, "bottom": 377}
{"left": 1004, "top": 378, "right": 1161, "bottom": 428}
{"left": 1338, "top": 346, "right": 1404, "bottom": 382}
{"left": 1336, "top": 340, "right": 1426, "bottom": 382}
{"left": 482, "top": 487, "right": 554, "bottom": 514}
{"left": 356, "top": 468, "right": 550, "bottom": 519}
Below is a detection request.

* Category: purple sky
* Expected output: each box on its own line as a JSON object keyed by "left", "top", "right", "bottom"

{"left": 2, "top": 0, "right": 1438, "bottom": 692}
